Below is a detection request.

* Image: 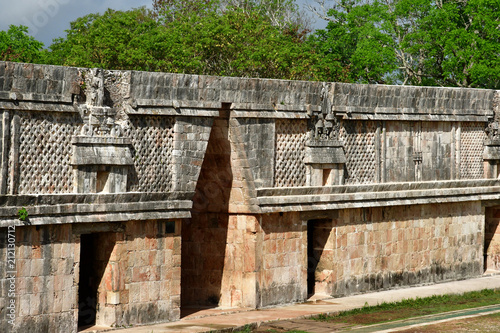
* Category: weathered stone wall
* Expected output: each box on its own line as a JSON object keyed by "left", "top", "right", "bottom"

{"left": 111, "top": 220, "right": 181, "bottom": 326}
{"left": 0, "top": 225, "right": 76, "bottom": 333}
{"left": 485, "top": 207, "right": 500, "bottom": 271}
{"left": 0, "top": 220, "right": 181, "bottom": 332}
{"left": 1, "top": 61, "right": 500, "bottom": 329}
{"left": 258, "top": 212, "right": 306, "bottom": 307}
{"left": 311, "top": 202, "right": 484, "bottom": 297}
{"left": 181, "top": 115, "right": 230, "bottom": 308}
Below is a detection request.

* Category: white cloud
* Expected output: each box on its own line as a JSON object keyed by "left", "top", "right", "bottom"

{"left": 0, "top": 0, "right": 151, "bottom": 46}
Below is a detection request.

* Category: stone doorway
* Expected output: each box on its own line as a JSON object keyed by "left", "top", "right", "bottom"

{"left": 307, "top": 219, "right": 333, "bottom": 297}
{"left": 181, "top": 110, "right": 233, "bottom": 315}
{"left": 77, "top": 232, "right": 115, "bottom": 330}
{"left": 484, "top": 208, "right": 500, "bottom": 273}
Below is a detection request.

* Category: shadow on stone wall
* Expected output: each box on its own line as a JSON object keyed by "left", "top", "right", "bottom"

{"left": 181, "top": 114, "right": 232, "bottom": 312}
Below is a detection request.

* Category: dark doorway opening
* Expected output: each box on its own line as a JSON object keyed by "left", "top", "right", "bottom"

{"left": 78, "top": 233, "right": 114, "bottom": 330}
{"left": 307, "top": 219, "right": 333, "bottom": 297}
{"left": 307, "top": 221, "right": 316, "bottom": 295}
{"left": 484, "top": 208, "right": 500, "bottom": 273}
{"left": 78, "top": 234, "right": 98, "bottom": 328}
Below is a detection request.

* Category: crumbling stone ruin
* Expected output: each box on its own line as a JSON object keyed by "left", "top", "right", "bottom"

{"left": 0, "top": 61, "right": 500, "bottom": 332}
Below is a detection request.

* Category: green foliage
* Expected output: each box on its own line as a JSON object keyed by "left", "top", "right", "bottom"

{"left": 46, "top": 7, "right": 159, "bottom": 69}
{"left": 312, "top": 0, "right": 500, "bottom": 88}
{"left": 233, "top": 324, "right": 254, "bottom": 333}
{"left": 17, "top": 207, "right": 28, "bottom": 221}
{"left": 311, "top": 0, "right": 397, "bottom": 84}
{"left": 400, "top": 0, "right": 500, "bottom": 88}
{"left": 153, "top": 0, "right": 305, "bottom": 30}
{"left": 3, "top": 0, "right": 496, "bottom": 88}
{"left": 46, "top": 5, "right": 331, "bottom": 81}
{"left": 0, "top": 25, "right": 44, "bottom": 63}
{"left": 314, "top": 288, "right": 500, "bottom": 325}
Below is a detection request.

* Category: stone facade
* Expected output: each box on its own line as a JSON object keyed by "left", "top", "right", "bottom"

{"left": 1, "top": 61, "right": 500, "bottom": 332}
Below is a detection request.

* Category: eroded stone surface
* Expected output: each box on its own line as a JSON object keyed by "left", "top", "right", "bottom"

{"left": 0, "top": 61, "right": 500, "bottom": 332}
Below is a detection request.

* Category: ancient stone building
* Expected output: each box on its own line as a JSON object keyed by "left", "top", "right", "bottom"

{"left": 0, "top": 61, "right": 500, "bottom": 332}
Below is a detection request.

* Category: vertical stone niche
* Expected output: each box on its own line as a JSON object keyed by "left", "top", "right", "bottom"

{"left": 71, "top": 136, "right": 133, "bottom": 193}
{"left": 484, "top": 141, "right": 500, "bottom": 179}
{"left": 305, "top": 140, "right": 346, "bottom": 186}
{"left": 484, "top": 119, "right": 500, "bottom": 178}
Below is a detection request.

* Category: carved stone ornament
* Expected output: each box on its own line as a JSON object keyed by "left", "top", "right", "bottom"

{"left": 75, "top": 68, "right": 123, "bottom": 138}
{"left": 71, "top": 68, "right": 132, "bottom": 193}
{"left": 484, "top": 117, "right": 500, "bottom": 166}
{"left": 485, "top": 118, "right": 500, "bottom": 144}
{"left": 305, "top": 83, "right": 346, "bottom": 167}
{"left": 310, "top": 84, "right": 342, "bottom": 141}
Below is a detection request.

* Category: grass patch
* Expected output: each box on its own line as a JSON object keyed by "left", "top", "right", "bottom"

{"left": 262, "top": 331, "right": 309, "bottom": 333}
{"left": 314, "top": 288, "right": 500, "bottom": 326}
{"left": 234, "top": 325, "right": 255, "bottom": 333}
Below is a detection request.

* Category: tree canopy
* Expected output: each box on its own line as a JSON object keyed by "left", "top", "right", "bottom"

{"left": 0, "top": 0, "right": 498, "bottom": 88}
{"left": 310, "top": 0, "right": 500, "bottom": 88}
{"left": 43, "top": 3, "right": 331, "bottom": 81}
{"left": 0, "top": 25, "right": 44, "bottom": 63}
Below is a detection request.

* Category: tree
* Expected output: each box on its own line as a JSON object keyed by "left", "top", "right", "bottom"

{"left": 152, "top": 0, "right": 309, "bottom": 31}
{"left": 46, "top": 4, "right": 334, "bottom": 81}
{"left": 46, "top": 8, "right": 159, "bottom": 70}
{"left": 401, "top": 0, "right": 500, "bottom": 88}
{"left": 155, "top": 8, "right": 323, "bottom": 80}
{"left": 308, "top": 0, "right": 500, "bottom": 88}
{"left": 309, "top": 0, "right": 397, "bottom": 84}
{"left": 0, "top": 25, "right": 44, "bottom": 63}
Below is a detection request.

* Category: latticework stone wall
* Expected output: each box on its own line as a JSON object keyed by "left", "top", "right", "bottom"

{"left": 125, "top": 115, "right": 175, "bottom": 192}
{"left": 341, "top": 120, "right": 377, "bottom": 184}
{"left": 15, "top": 111, "right": 80, "bottom": 194}
{"left": 274, "top": 119, "right": 307, "bottom": 187}
{"left": 461, "top": 122, "right": 486, "bottom": 179}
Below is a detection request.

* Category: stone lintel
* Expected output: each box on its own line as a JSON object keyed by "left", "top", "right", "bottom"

{"left": 133, "top": 108, "right": 220, "bottom": 117}
{"left": 484, "top": 146, "right": 500, "bottom": 160}
{"left": 0, "top": 101, "right": 76, "bottom": 112}
{"left": 305, "top": 145, "right": 346, "bottom": 165}
{"left": 71, "top": 136, "right": 133, "bottom": 166}
{"left": 338, "top": 112, "right": 490, "bottom": 122}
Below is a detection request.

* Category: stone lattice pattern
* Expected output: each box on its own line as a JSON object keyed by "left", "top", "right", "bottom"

{"left": 340, "top": 120, "right": 377, "bottom": 184}
{"left": 460, "top": 122, "right": 485, "bottom": 179}
{"left": 125, "top": 115, "right": 174, "bottom": 192}
{"left": 274, "top": 119, "right": 307, "bottom": 187}
{"left": 17, "top": 112, "right": 80, "bottom": 194}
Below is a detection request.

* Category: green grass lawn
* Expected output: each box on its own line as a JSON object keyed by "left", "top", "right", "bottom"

{"left": 314, "top": 288, "right": 500, "bottom": 326}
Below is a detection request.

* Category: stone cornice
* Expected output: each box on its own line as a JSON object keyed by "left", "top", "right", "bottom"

{"left": 257, "top": 180, "right": 500, "bottom": 213}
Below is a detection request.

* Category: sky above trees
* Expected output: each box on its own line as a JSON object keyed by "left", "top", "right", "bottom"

{"left": 0, "top": 0, "right": 153, "bottom": 45}
{"left": 0, "top": 0, "right": 319, "bottom": 46}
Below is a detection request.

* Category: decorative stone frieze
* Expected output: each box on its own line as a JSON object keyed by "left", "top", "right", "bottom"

{"left": 484, "top": 117, "right": 500, "bottom": 178}
{"left": 71, "top": 68, "right": 133, "bottom": 193}
{"left": 305, "top": 84, "right": 346, "bottom": 186}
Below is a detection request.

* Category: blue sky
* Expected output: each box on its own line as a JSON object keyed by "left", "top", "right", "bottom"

{"left": 0, "top": 0, "right": 326, "bottom": 47}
